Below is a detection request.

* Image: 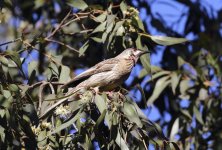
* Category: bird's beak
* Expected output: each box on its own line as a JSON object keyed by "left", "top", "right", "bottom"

{"left": 138, "top": 49, "right": 149, "bottom": 57}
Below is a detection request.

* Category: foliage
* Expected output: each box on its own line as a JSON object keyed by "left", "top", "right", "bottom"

{"left": 0, "top": 0, "right": 221, "bottom": 149}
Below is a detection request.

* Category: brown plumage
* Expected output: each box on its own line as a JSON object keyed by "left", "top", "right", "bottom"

{"left": 62, "top": 48, "right": 149, "bottom": 92}
{"left": 39, "top": 48, "right": 149, "bottom": 119}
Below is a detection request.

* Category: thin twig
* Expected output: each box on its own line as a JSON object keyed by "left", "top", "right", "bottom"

{"left": 61, "top": 16, "right": 88, "bottom": 28}
{"left": 47, "top": 10, "right": 72, "bottom": 39}
{"left": 0, "top": 38, "right": 21, "bottom": 47}
{"left": 45, "top": 38, "right": 79, "bottom": 53}
{"left": 64, "top": 29, "right": 93, "bottom": 36}
{"left": 49, "top": 83, "right": 55, "bottom": 94}
{"left": 38, "top": 81, "right": 49, "bottom": 115}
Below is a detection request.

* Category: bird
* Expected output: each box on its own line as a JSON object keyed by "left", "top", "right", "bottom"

{"left": 39, "top": 48, "right": 149, "bottom": 119}
{"left": 61, "top": 48, "right": 149, "bottom": 92}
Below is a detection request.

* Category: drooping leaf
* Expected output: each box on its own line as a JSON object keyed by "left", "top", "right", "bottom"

{"left": 150, "top": 36, "right": 188, "bottom": 46}
{"left": 6, "top": 50, "right": 22, "bottom": 69}
{"left": 67, "top": 0, "right": 88, "bottom": 10}
{"left": 180, "top": 109, "right": 192, "bottom": 120}
{"left": 92, "top": 21, "right": 107, "bottom": 33}
{"left": 95, "top": 109, "right": 107, "bottom": 129}
{"left": 147, "top": 76, "right": 171, "bottom": 105}
{"left": 179, "top": 79, "right": 190, "bottom": 96}
{"left": 193, "top": 106, "right": 204, "bottom": 125}
{"left": 94, "top": 94, "right": 106, "bottom": 113}
{"left": 28, "top": 61, "right": 38, "bottom": 77}
{"left": 177, "top": 56, "right": 186, "bottom": 68}
{"left": 171, "top": 72, "right": 181, "bottom": 94}
{"left": 136, "top": 35, "right": 151, "bottom": 74}
{"left": 170, "top": 118, "right": 179, "bottom": 141}
{"left": 59, "top": 65, "right": 70, "bottom": 82}
{"left": 94, "top": 12, "right": 107, "bottom": 22}
{"left": 79, "top": 41, "right": 89, "bottom": 57}
{"left": 51, "top": 110, "right": 81, "bottom": 134}
{"left": 122, "top": 102, "right": 143, "bottom": 128}
{"left": 120, "top": 1, "right": 127, "bottom": 17}
{"left": 147, "top": 70, "right": 170, "bottom": 82}
{"left": 115, "top": 130, "right": 130, "bottom": 150}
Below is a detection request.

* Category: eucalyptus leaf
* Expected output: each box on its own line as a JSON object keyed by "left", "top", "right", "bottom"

{"left": 51, "top": 110, "right": 81, "bottom": 134}
{"left": 122, "top": 102, "right": 143, "bottom": 128}
{"left": 67, "top": 0, "right": 88, "bottom": 10}
{"left": 170, "top": 118, "right": 179, "bottom": 141}
{"left": 59, "top": 65, "right": 70, "bottom": 82}
{"left": 115, "top": 130, "right": 130, "bottom": 150}
{"left": 150, "top": 36, "right": 188, "bottom": 46}
{"left": 147, "top": 70, "right": 170, "bottom": 82}
{"left": 120, "top": 1, "right": 127, "bottom": 17}
{"left": 171, "top": 72, "right": 181, "bottom": 94}
{"left": 92, "top": 21, "right": 107, "bottom": 33}
{"left": 147, "top": 76, "right": 171, "bottom": 105}
{"left": 79, "top": 41, "right": 89, "bottom": 57}
{"left": 94, "top": 12, "right": 107, "bottom": 22}
{"left": 193, "top": 106, "right": 204, "bottom": 125}
{"left": 95, "top": 109, "right": 107, "bottom": 129}
{"left": 28, "top": 61, "right": 38, "bottom": 77}
{"left": 95, "top": 94, "right": 106, "bottom": 113}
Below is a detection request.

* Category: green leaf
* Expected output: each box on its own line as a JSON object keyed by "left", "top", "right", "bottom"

{"left": 95, "top": 94, "right": 106, "bottom": 113}
{"left": 193, "top": 106, "right": 204, "bottom": 125}
{"left": 0, "top": 56, "right": 8, "bottom": 65}
{"left": 79, "top": 41, "right": 89, "bottom": 57}
{"left": 91, "top": 37, "right": 103, "bottom": 43}
{"left": 94, "top": 12, "right": 107, "bottom": 22}
{"left": 92, "top": 21, "right": 107, "bottom": 33}
{"left": 67, "top": 0, "right": 88, "bottom": 10}
{"left": 147, "top": 70, "right": 170, "bottom": 83}
{"left": 122, "top": 102, "right": 143, "bottom": 128}
{"left": 115, "top": 130, "right": 129, "bottom": 150}
{"left": 37, "top": 130, "right": 47, "bottom": 147}
{"left": 59, "top": 65, "right": 70, "bottom": 82}
{"left": 116, "top": 25, "right": 125, "bottom": 36}
{"left": 106, "top": 22, "right": 114, "bottom": 34}
{"left": 106, "top": 14, "right": 116, "bottom": 26}
{"left": 170, "top": 118, "right": 179, "bottom": 141}
{"left": 138, "top": 68, "right": 148, "bottom": 79}
{"left": 180, "top": 109, "right": 192, "bottom": 120}
{"left": 95, "top": 109, "right": 107, "bottom": 129}
{"left": 147, "top": 76, "right": 170, "bottom": 105}
{"left": 51, "top": 110, "right": 81, "bottom": 134}
{"left": 120, "top": 1, "right": 127, "bottom": 17}
{"left": 177, "top": 56, "right": 186, "bottom": 68}
{"left": 140, "top": 54, "right": 151, "bottom": 75}
{"left": 6, "top": 50, "right": 22, "bottom": 68}
{"left": 0, "top": 108, "right": 5, "bottom": 118}
{"left": 136, "top": 35, "right": 151, "bottom": 74}
{"left": 150, "top": 36, "right": 188, "bottom": 46}
{"left": 49, "top": 62, "right": 59, "bottom": 75}
{"left": 133, "top": 17, "right": 145, "bottom": 31}
{"left": 28, "top": 61, "right": 38, "bottom": 77}
{"left": 171, "top": 72, "right": 181, "bottom": 94}
{"left": 179, "top": 79, "right": 190, "bottom": 96}
{"left": 113, "top": 21, "right": 125, "bottom": 33}
{"left": 0, "top": 125, "right": 5, "bottom": 142}
{"left": 8, "top": 84, "right": 19, "bottom": 92}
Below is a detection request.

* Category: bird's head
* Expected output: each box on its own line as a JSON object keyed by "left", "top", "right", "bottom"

{"left": 116, "top": 48, "right": 149, "bottom": 61}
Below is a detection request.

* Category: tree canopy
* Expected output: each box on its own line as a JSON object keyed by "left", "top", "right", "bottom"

{"left": 0, "top": 0, "right": 221, "bottom": 149}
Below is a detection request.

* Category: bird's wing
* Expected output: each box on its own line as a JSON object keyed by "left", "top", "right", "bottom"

{"left": 61, "top": 58, "right": 120, "bottom": 88}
